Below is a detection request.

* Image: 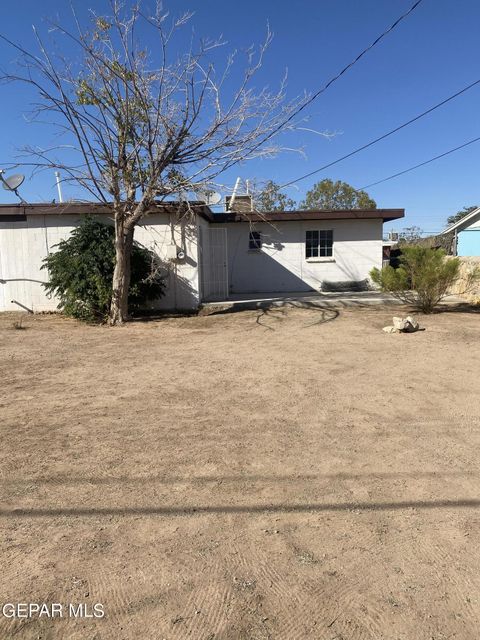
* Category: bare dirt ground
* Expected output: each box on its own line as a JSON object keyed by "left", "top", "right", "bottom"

{"left": 1, "top": 302, "right": 480, "bottom": 640}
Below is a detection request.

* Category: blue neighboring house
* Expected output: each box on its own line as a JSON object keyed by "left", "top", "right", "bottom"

{"left": 442, "top": 207, "right": 480, "bottom": 256}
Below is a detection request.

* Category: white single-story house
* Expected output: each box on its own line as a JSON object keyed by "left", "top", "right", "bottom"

{"left": 0, "top": 199, "right": 404, "bottom": 313}
{"left": 441, "top": 207, "right": 480, "bottom": 256}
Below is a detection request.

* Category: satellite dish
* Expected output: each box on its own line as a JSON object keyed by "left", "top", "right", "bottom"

{"left": 0, "top": 170, "right": 27, "bottom": 203}
{"left": 204, "top": 191, "right": 222, "bottom": 206}
{"left": 1, "top": 173, "right": 25, "bottom": 191}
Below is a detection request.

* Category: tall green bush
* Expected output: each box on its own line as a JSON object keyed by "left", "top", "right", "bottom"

{"left": 370, "top": 246, "right": 467, "bottom": 313}
{"left": 42, "top": 217, "right": 165, "bottom": 322}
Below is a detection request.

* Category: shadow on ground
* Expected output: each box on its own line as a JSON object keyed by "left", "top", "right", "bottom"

{"left": 434, "top": 302, "right": 480, "bottom": 314}
{"left": 2, "top": 470, "right": 479, "bottom": 518}
{"left": 2, "top": 498, "right": 480, "bottom": 519}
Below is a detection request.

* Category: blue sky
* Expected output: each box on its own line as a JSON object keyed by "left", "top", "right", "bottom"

{"left": 0, "top": 0, "right": 479, "bottom": 232}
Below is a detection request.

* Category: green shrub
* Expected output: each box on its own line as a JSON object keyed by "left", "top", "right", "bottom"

{"left": 370, "top": 246, "right": 466, "bottom": 313}
{"left": 42, "top": 217, "right": 165, "bottom": 322}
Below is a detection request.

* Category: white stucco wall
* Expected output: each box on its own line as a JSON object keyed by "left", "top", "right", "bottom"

{"left": 0, "top": 213, "right": 201, "bottom": 313}
{"left": 135, "top": 214, "right": 201, "bottom": 311}
{"left": 224, "top": 218, "right": 383, "bottom": 293}
{"left": 0, "top": 212, "right": 386, "bottom": 311}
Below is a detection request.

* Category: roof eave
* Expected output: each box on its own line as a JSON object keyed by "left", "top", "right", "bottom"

{"left": 0, "top": 201, "right": 214, "bottom": 221}
{"left": 441, "top": 207, "right": 480, "bottom": 235}
{"left": 209, "top": 208, "right": 404, "bottom": 223}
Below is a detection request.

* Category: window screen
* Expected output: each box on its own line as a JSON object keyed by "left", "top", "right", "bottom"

{"left": 306, "top": 230, "right": 333, "bottom": 258}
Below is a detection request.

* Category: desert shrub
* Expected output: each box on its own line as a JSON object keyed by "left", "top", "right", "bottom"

{"left": 370, "top": 246, "right": 474, "bottom": 313}
{"left": 42, "top": 217, "right": 165, "bottom": 322}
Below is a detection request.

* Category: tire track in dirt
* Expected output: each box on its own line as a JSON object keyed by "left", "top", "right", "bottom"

{"left": 87, "top": 563, "right": 132, "bottom": 624}
{"left": 171, "top": 579, "right": 233, "bottom": 639}
{"left": 0, "top": 616, "right": 43, "bottom": 640}
{"left": 401, "top": 525, "right": 480, "bottom": 635}
{"left": 279, "top": 516, "right": 390, "bottom": 639}
{"left": 0, "top": 540, "right": 34, "bottom": 587}
{"left": 166, "top": 547, "right": 234, "bottom": 640}
{"left": 225, "top": 536, "right": 318, "bottom": 640}
{"left": 305, "top": 575, "right": 387, "bottom": 640}
{"left": 281, "top": 552, "right": 391, "bottom": 640}
{"left": 84, "top": 560, "right": 170, "bottom": 638}
{"left": 251, "top": 517, "right": 406, "bottom": 640}
{"left": 171, "top": 537, "right": 276, "bottom": 639}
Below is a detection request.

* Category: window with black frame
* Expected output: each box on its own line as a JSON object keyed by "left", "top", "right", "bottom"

{"left": 305, "top": 230, "right": 333, "bottom": 258}
{"left": 249, "top": 231, "right": 262, "bottom": 250}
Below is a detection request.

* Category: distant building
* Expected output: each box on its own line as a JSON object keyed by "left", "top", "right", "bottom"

{"left": 441, "top": 207, "right": 480, "bottom": 256}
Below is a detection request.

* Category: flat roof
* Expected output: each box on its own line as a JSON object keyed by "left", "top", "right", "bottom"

{"left": 0, "top": 201, "right": 214, "bottom": 221}
{"left": 209, "top": 209, "right": 405, "bottom": 223}
{"left": 0, "top": 202, "right": 404, "bottom": 223}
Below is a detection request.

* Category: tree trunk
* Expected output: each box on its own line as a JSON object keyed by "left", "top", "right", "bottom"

{"left": 110, "top": 217, "right": 134, "bottom": 325}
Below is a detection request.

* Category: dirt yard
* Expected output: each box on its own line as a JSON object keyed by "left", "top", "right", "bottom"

{"left": 1, "top": 302, "right": 480, "bottom": 640}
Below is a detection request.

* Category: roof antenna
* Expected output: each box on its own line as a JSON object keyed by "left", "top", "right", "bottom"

{"left": 0, "top": 169, "right": 26, "bottom": 203}
{"left": 55, "top": 171, "right": 64, "bottom": 203}
{"left": 227, "top": 177, "right": 241, "bottom": 211}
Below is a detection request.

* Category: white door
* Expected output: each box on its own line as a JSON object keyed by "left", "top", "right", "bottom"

{"left": 200, "top": 227, "right": 228, "bottom": 301}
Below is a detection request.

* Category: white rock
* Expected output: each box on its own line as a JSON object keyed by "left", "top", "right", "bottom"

{"left": 385, "top": 315, "right": 422, "bottom": 333}
{"left": 392, "top": 316, "right": 408, "bottom": 331}
{"left": 405, "top": 316, "right": 419, "bottom": 331}
{"left": 383, "top": 325, "right": 398, "bottom": 333}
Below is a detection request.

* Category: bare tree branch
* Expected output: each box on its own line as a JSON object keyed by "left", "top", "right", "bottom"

{"left": 0, "top": 1, "right": 314, "bottom": 323}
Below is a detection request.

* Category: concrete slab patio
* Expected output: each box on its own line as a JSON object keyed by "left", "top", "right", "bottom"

{"left": 201, "top": 290, "right": 464, "bottom": 312}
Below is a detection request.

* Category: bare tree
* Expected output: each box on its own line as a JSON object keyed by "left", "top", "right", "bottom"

{"left": 398, "top": 226, "right": 424, "bottom": 244}
{"left": 0, "top": 1, "right": 308, "bottom": 324}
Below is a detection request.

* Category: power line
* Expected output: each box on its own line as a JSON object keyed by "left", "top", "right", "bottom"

{"left": 251, "top": 0, "right": 425, "bottom": 155}
{"left": 359, "top": 135, "right": 480, "bottom": 189}
{"left": 284, "top": 0, "right": 425, "bottom": 123}
{"left": 280, "top": 77, "right": 480, "bottom": 189}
